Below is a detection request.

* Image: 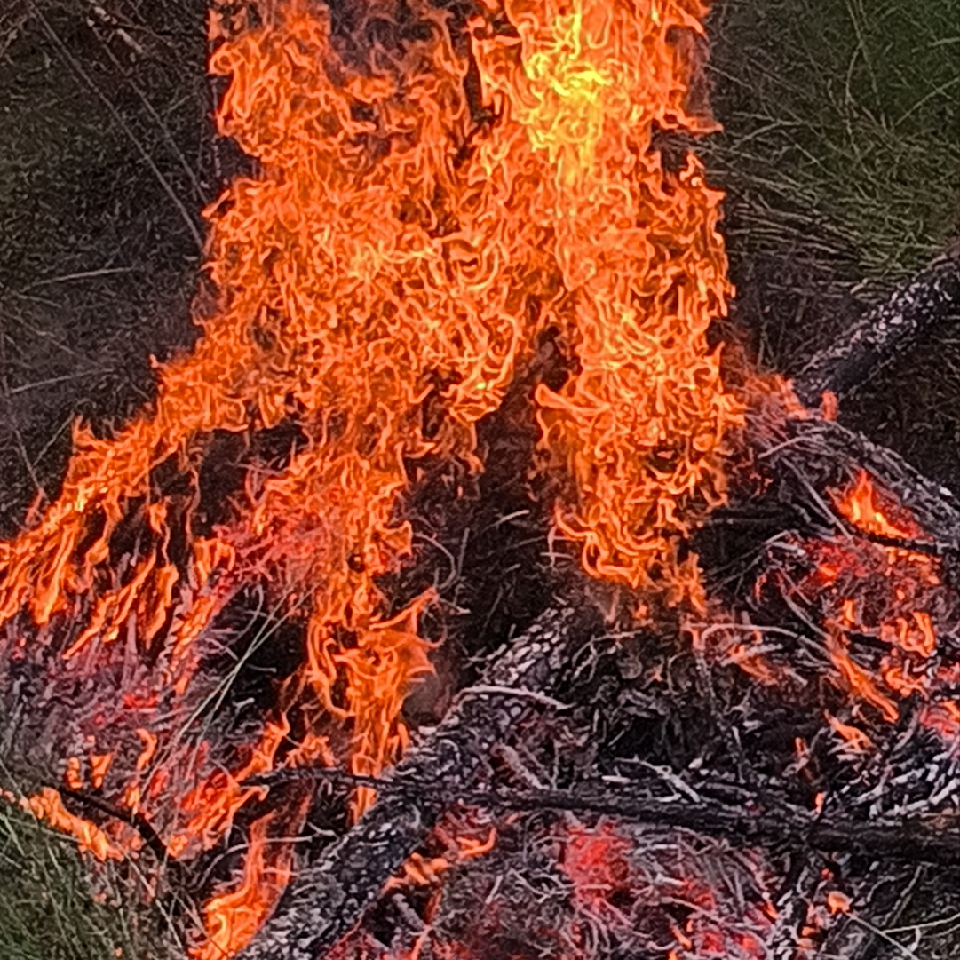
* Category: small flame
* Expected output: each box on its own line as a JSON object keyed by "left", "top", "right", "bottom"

{"left": 782, "top": 470, "right": 960, "bottom": 731}
{"left": 834, "top": 470, "right": 922, "bottom": 541}
{"left": 826, "top": 629, "right": 899, "bottom": 722}
{"left": 192, "top": 812, "right": 296, "bottom": 960}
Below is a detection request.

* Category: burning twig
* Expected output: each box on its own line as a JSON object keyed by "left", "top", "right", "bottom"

{"left": 57, "top": 784, "right": 173, "bottom": 866}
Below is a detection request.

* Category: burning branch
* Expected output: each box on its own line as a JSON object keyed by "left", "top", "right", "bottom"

{"left": 237, "top": 592, "right": 603, "bottom": 960}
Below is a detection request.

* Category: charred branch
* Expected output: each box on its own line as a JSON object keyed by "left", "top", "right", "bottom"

{"left": 487, "top": 789, "right": 960, "bottom": 868}
{"left": 58, "top": 784, "right": 172, "bottom": 865}
{"left": 255, "top": 768, "right": 960, "bottom": 868}
{"left": 749, "top": 413, "right": 960, "bottom": 553}
{"left": 793, "top": 254, "right": 960, "bottom": 408}
{"left": 762, "top": 860, "right": 823, "bottom": 960}
{"left": 237, "top": 590, "right": 604, "bottom": 960}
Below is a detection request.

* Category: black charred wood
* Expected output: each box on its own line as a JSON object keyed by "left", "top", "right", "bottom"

{"left": 237, "top": 590, "right": 603, "bottom": 960}
{"left": 793, "top": 255, "right": 960, "bottom": 409}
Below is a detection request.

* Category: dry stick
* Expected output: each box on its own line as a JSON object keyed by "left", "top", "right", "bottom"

{"left": 0, "top": 8, "right": 32, "bottom": 61}
{"left": 238, "top": 592, "right": 602, "bottom": 960}
{"left": 793, "top": 254, "right": 960, "bottom": 409}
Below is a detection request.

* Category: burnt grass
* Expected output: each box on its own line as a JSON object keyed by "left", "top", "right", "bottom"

{"left": 0, "top": 1, "right": 958, "bottom": 958}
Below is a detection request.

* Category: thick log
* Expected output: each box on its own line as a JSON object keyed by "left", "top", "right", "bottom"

{"left": 238, "top": 590, "right": 603, "bottom": 960}
{"left": 793, "top": 255, "right": 960, "bottom": 408}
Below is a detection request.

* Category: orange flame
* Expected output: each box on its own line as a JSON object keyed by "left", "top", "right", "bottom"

{"left": 786, "top": 470, "right": 959, "bottom": 730}
{"left": 834, "top": 470, "right": 921, "bottom": 541}
{"left": 0, "top": 786, "right": 125, "bottom": 862}
{"left": 192, "top": 811, "right": 297, "bottom": 960}
{"left": 0, "top": 0, "right": 740, "bottom": 953}
{"left": 826, "top": 629, "right": 899, "bottom": 722}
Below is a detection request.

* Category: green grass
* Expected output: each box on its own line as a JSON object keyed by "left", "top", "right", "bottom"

{"left": 0, "top": 796, "right": 184, "bottom": 960}
{"left": 707, "top": 0, "right": 960, "bottom": 289}
{"left": 705, "top": 0, "right": 960, "bottom": 494}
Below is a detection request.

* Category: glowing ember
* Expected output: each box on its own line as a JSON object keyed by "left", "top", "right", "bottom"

{"left": 730, "top": 467, "right": 960, "bottom": 733}
{"left": 559, "top": 823, "right": 811, "bottom": 959}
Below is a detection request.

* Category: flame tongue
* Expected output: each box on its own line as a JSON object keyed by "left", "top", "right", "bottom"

{"left": 474, "top": 0, "right": 740, "bottom": 607}
{"left": 0, "top": 0, "right": 741, "bottom": 956}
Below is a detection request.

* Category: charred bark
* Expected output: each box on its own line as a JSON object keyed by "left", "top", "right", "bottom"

{"left": 237, "top": 589, "right": 604, "bottom": 960}
{"left": 793, "top": 254, "right": 960, "bottom": 409}
{"left": 762, "top": 861, "right": 823, "bottom": 960}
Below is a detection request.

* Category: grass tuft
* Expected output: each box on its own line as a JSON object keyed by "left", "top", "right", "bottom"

{"left": 707, "top": 0, "right": 960, "bottom": 290}
{"left": 0, "top": 793, "right": 184, "bottom": 960}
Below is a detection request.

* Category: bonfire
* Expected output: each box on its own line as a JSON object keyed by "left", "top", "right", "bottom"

{"left": 0, "top": 2, "right": 957, "bottom": 959}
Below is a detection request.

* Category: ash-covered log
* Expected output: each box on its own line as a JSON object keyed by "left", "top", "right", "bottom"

{"left": 238, "top": 589, "right": 603, "bottom": 960}
{"left": 793, "top": 254, "right": 960, "bottom": 409}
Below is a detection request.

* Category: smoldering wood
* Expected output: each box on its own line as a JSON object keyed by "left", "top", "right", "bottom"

{"left": 232, "top": 401, "right": 960, "bottom": 958}
{"left": 746, "top": 410, "right": 960, "bottom": 555}
{"left": 793, "top": 254, "right": 960, "bottom": 409}
{"left": 237, "top": 591, "right": 604, "bottom": 960}
{"left": 485, "top": 788, "right": 960, "bottom": 868}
